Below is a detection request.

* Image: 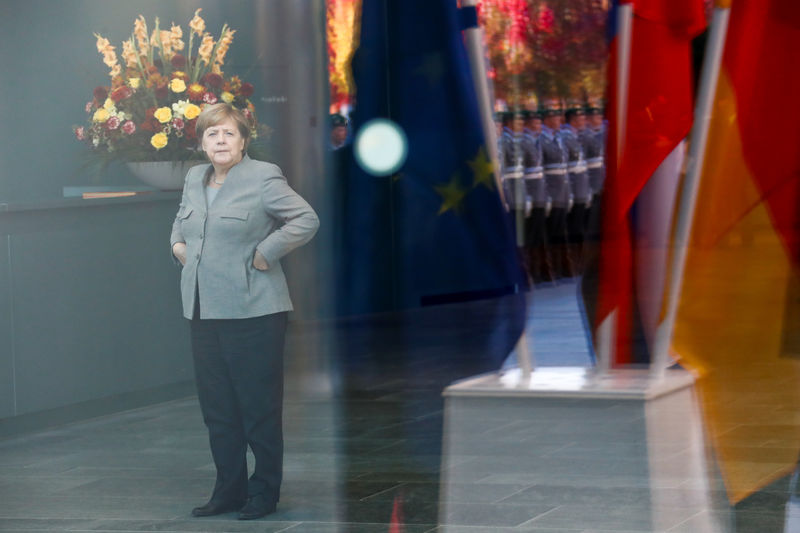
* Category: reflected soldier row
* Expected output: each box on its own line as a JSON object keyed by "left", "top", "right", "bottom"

{"left": 496, "top": 99, "right": 606, "bottom": 283}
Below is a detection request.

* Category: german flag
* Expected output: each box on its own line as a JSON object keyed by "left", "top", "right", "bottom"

{"left": 672, "top": 0, "right": 800, "bottom": 504}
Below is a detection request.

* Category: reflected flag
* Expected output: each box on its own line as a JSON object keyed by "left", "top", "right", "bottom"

{"left": 672, "top": 0, "right": 800, "bottom": 504}
{"left": 592, "top": 0, "right": 706, "bottom": 366}
{"left": 338, "top": 0, "right": 527, "bottom": 331}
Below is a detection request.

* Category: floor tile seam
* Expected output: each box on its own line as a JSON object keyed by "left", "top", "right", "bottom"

{"left": 491, "top": 482, "right": 540, "bottom": 504}
{"left": 532, "top": 441, "right": 582, "bottom": 459}
{"left": 358, "top": 481, "right": 408, "bottom": 502}
{"left": 511, "top": 503, "right": 564, "bottom": 528}
{"left": 661, "top": 507, "right": 706, "bottom": 532}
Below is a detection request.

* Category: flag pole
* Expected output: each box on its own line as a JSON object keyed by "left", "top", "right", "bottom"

{"left": 460, "top": 0, "right": 505, "bottom": 203}
{"left": 460, "top": 0, "right": 534, "bottom": 377}
{"left": 650, "top": 5, "right": 731, "bottom": 379}
{"left": 595, "top": 2, "right": 633, "bottom": 375}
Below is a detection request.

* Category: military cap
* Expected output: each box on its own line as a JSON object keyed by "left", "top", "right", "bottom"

{"left": 330, "top": 113, "right": 348, "bottom": 127}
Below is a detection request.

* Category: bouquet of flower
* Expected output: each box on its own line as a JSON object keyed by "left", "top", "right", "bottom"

{"left": 74, "top": 10, "right": 261, "bottom": 163}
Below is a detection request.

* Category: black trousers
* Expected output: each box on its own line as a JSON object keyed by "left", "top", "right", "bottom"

{"left": 524, "top": 207, "right": 552, "bottom": 283}
{"left": 190, "top": 302, "right": 288, "bottom": 505}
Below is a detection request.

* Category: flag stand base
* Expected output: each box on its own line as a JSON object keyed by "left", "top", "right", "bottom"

{"left": 438, "top": 367, "right": 731, "bottom": 531}
{"left": 443, "top": 366, "right": 694, "bottom": 400}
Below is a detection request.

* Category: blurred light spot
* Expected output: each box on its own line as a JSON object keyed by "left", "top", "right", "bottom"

{"left": 354, "top": 119, "right": 408, "bottom": 176}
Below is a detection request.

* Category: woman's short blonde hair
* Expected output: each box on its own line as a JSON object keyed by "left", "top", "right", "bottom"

{"left": 196, "top": 103, "right": 252, "bottom": 152}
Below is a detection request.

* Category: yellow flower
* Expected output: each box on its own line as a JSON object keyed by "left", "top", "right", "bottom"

{"left": 170, "top": 78, "right": 187, "bottom": 93}
{"left": 128, "top": 77, "right": 141, "bottom": 89}
{"left": 221, "top": 91, "right": 234, "bottom": 103}
{"left": 103, "top": 98, "right": 116, "bottom": 111}
{"left": 183, "top": 103, "right": 201, "bottom": 120}
{"left": 93, "top": 108, "right": 109, "bottom": 122}
{"left": 189, "top": 9, "right": 205, "bottom": 36}
{"left": 150, "top": 132, "right": 168, "bottom": 150}
{"left": 154, "top": 107, "right": 172, "bottom": 123}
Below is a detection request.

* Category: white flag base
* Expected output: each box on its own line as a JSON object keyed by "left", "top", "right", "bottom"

{"left": 440, "top": 367, "right": 731, "bottom": 531}
{"left": 444, "top": 366, "right": 693, "bottom": 400}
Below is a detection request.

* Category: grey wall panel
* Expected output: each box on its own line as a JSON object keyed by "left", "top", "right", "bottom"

{"left": 0, "top": 235, "right": 15, "bottom": 418}
{"left": 8, "top": 201, "right": 192, "bottom": 415}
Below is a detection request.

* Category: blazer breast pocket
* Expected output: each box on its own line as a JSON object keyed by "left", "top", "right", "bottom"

{"left": 218, "top": 208, "right": 249, "bottom": 222}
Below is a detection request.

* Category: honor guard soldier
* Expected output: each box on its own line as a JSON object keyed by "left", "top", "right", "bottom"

{"left": 582, "top": 101, "right": 606, "bottom": 240}
{"left": 521, "top": 108, "right": 551, "bottom": 282}
{"left": 540, "top": 99, "right": 573, "bottom": 278}
{"left": 329, "top": 113, "right": 349, "bottom": 150}
{"left": 499, "top": 111, "right": 528, "bottom": 266}
{"left": 561, "top": 104, "right": 590, "bottom": 272}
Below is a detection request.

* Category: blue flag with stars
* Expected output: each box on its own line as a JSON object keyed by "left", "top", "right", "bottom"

{"left": 338, "top": 0, "right": 527, "bottom": 330}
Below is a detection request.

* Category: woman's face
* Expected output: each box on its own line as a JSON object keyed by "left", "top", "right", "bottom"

{"left": 201, "top": 117, "right": 245, "bottom": 169}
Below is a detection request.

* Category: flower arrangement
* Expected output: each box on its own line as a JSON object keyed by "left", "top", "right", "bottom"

{"left": 74, "top": 10, "right": 261, "bottom": 163}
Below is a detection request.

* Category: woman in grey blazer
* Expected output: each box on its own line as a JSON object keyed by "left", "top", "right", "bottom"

{"left": 170, "top": 103, "right": 319, "bottom": 520}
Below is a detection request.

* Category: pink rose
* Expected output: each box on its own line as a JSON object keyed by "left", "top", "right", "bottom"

{"left": 106, "top": 116, "right": 121, "bottom": 130}
{"left": 85, "top": 101, "right": 93, "bottom": 114}
{"left": 75, "top": 126, "right": 86, "bottom": 140}
{"left": 122, "top": 120, "right": 136, "bottom": 134}
{"left": 172, "top": 117, "right": 185, "bottom": 130}
{"left": 202, "top": 92, "right": 218, "bottom": 104}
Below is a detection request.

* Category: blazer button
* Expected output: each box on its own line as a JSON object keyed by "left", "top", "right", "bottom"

{"left": 199, "top": 233, "right": 204, "bottom": 239}
{"left": 196, "top": 253, "right": 200, "bottom": 259}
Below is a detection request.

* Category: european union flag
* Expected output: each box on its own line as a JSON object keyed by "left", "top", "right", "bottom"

{"left": 337, "top": 0, "right": 527, "bottom": 332}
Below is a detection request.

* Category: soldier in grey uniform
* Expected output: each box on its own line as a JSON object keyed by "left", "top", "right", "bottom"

{"left": 540, "top": 100, "right": 573, "bottom": 279}
{"left": 521, "top": 108, "right": 551, "bottom": 282}
{"left": 498, "top": 111, "right": 530, "bottom": 277}
{"left": 582, "top": 102, "right": 606, "bottom": 244}
{"left": 561, "top": 104, "right": 590, "bottom": 272}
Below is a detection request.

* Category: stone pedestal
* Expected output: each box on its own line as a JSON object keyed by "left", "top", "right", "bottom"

{"left": 438, "top": 368, "right": 732, "bottom": 532}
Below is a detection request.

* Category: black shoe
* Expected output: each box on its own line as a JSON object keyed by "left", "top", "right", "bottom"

{"left": 238, "top": 494, "right": 277, "bottom": 520}
{"left": 191, "top": 499, "right": 244, "bottom": 517}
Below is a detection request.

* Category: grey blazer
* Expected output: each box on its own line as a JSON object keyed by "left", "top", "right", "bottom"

{"left": 170, "top": 156, "right": 320, "bottom": 319}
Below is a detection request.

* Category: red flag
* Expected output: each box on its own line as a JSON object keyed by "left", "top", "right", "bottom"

{"left": 597, "top": 0, "right": 706, "bottom": 365}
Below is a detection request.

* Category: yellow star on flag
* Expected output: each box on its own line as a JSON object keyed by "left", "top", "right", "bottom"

{"left": 434, "top": 173, "right": 468, "bottom": 215}
{"left": 467, "top": 146, "right": 495, "bottom": 190}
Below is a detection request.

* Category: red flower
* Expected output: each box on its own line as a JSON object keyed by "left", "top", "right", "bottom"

{"left": 154, "top": 84, "right": 168, "bottom": 100}
{"left": 106, "top": 116, "right": 121, "bottom": 130}
{"left": 187, "top": 83, "right": 205, "bottom": 102}
{"left": 240, "top": 82, "right": 254, "bottom": 97}
{"left": 140, "top": 118, "right": 160, "bottom": 132}
{"left": 185, "top": 120, "right": 197, "bottom": 140}
{"left": 75, "top": 126, "right": 86, "bottom": 140}
{"left": 172, "top": 117, "right": 185, "bottom": 130}
{"left": 122, "top": 120, "right": 136, "bottom": 134}
{"left": 85, "top": 101, "right": 93, "bottom": 113}
{"left": 202, "top": 92, "right": 218, "bottom": 104}
{"left": 93, "top": 86, "right": 108, "bottom": 102}
{"left": 110, "top": 86, "right": 133, "bottom": 103}
{"left": 171, "top": 54, "right": 187, "bottom": 69}
{"left": 202, "top": 72, "right": 223, "bottom": 89}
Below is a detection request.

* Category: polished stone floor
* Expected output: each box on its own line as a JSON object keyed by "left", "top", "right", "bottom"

{"left": 0, "top": 284, "right": 797, "bottom": 532}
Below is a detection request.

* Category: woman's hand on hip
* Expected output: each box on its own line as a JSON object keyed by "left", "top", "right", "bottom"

{"left": 253, "top": 250, "right": 269, "bottom": 271}
{"left": 172, "top": 242, "right": 187, "bottom": 265}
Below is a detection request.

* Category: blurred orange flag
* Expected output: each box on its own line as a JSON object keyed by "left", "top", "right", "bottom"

{"left": 673, "top": 0, "right": 800, "bottom": 503}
